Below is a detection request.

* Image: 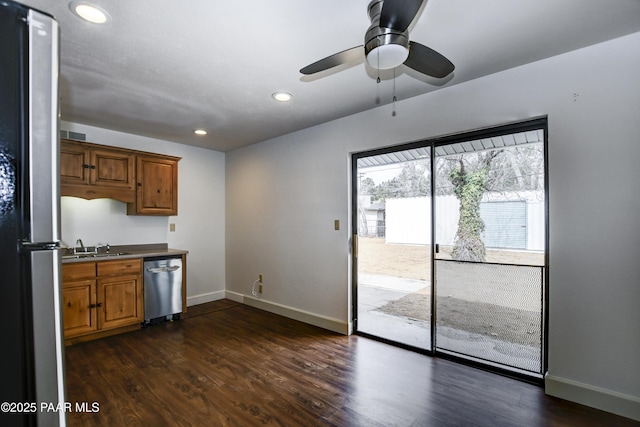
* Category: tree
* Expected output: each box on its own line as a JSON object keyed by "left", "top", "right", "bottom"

{"left": 358, "top": 176, "right": 376, "bottom": 196}
{"left": 374, "top": 160, "right": 430, "bottom": 201}
{"left": 448, "top": 151, "right": 501, "bottom": 262}
{"left": 484, "top": 145, "right": 544, "bottom": 194}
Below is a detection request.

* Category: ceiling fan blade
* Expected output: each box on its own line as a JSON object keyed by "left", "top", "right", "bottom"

{"left": 379, "top": 0, "right": 425, "bottom": 32}
{"left": 404, "top": 41, "right": 454, "bottom": 78}
{"left": 300, "top": 46, "right": 364, "bottom": 75}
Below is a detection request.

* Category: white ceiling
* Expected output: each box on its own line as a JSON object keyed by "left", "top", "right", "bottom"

{"left": 22, "top": 0, "right": 640, "bottom": 152}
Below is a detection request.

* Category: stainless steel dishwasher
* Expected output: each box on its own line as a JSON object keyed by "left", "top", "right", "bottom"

{"left": 143, "top": 256, "right": 183, "bottom": 326}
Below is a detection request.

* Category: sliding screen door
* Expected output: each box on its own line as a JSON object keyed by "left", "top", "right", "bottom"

{"left": 433, "top": 134, "right": 545, "bottom": 374}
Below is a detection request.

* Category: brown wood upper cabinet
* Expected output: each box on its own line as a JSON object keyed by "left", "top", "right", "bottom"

{"left": 60, "top": 139, "right": 136, "bottom": 203}
{"left": 60, "top": 139, "right": 180, "bottom": 215}
{"left": 127, "top": 155, "right": 179, "bottom": 216}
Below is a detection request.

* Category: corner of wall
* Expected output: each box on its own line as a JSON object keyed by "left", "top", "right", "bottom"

{"left": 545, "top": 374, "right": 640, "bottom": 422}
{"left": 228, "top": 294, "right": 349, "bottom": 335}
{"left": 186, "top": 291, "right": 226, "bottom": 307}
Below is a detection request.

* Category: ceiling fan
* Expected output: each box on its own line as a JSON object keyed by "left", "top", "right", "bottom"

{"left": 300, "top": 0, "right": 454, "bottom": 79}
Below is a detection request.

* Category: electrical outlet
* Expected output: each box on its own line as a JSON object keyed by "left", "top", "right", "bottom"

{"left": 259, "top": 274, "right": 263, "bottom": 282}
{"left": 169, "top": 223, "right": 176, "bottom": 232}
{"left": 258, "top": 284, "right": 263, "bottom": 293}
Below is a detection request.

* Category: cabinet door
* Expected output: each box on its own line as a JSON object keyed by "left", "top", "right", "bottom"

{"left": 132, "top": 155, "right": 178, "bottom": 215}
{"left": 60, "top": 141, "right": 89, "bottom": 185}
{"left": 90, "top": 149, "right": 135, "bottom": 189}
{"left": 62, "top": 280, "right": 97, "bottom": 338}
{"left": 97, "top": 274, "right": 143, "bottom": 331}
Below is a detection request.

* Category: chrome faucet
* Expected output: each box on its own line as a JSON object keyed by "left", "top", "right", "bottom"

{"left": 75, "top": 238, "right": 85, "bottom": 253}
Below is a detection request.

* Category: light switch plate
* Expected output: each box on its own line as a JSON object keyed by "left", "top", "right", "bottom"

{"left": 334, "top": 220, "right": 340, "bottom": 231}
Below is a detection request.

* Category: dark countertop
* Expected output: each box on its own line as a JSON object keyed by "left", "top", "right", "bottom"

{"left": 61, "top": 243, "right": 188, "bottom": 264}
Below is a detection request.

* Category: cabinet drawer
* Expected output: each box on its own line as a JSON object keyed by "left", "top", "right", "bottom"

{"left": 97, "top": 258, "right": 142, "bottom": 276}
{"left": 62, "top": 262, "right": 97, "bottom": 282}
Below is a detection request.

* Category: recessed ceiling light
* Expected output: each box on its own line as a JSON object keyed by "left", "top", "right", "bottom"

{"left": 272, "top": 92, "right": 293, "bottom": 102}
{"left": 194, "top": 129, "right": 207, "bottom": 136}
{"left": 69, "top": 2, "right": 110, "bottom": 24}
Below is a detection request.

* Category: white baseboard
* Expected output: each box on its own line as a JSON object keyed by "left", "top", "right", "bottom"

{"left": 545, "top": 374, "right": 640, "bottom": 422}
{"left": 225, "top": 293, "right": 348, "bottom": 335}
{"left": 224, "top": 290, "right": 244, "bottom": 303}
{"left": 186, "top": 290, "right": 226, "bottom": 307}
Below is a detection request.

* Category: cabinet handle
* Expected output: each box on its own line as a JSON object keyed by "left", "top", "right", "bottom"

{"left": 89, "top": 303, "right": 103, "bottom": 309}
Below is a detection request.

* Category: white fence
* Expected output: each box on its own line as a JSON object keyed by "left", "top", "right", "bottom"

{"left": 385, "top": 191, "right": 544, "bottom": 250}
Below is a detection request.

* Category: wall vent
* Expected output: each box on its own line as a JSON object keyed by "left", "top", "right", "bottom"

{"left": 60, "top": 130, "right": 87, "bottom": 141}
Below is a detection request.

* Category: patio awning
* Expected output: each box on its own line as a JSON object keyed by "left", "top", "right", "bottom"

{"left": 357, "top": 129, "right": 543, "bottom": 168}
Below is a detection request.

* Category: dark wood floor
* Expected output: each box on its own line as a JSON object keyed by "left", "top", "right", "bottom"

{"left": 64, "top": 300, "right": 639, "bottom": 426}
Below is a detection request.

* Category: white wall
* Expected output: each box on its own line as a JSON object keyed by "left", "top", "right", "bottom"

{"left": 226, "top": 32, "right": 640, "bottom": 419}
{"left": 60, "top": 122, "right": 226, "bottom": 305}
{"left": 225, "top": 132, "right": 350, "bottom": 331}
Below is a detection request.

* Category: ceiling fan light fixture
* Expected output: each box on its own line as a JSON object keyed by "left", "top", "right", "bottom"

{"left": 364, "top": 24, "right": 410, "bottom": 70}
{"left": 366, "top": 43, "right": 409, "bottom": 70}
{"left": 300, "top": 0, "right": 455, "bottom": 79}
{"left": 69, "top": 2, "right": 110, "bottom": 24}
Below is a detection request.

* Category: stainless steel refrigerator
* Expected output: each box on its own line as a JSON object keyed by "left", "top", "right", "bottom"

{"left": 0, "top": 1, "right": 66, "bottom": 426}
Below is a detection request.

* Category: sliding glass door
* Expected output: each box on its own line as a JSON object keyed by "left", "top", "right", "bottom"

{"left": 353, "top": 146, "right": 432, "bottom": 351}
{"left": 352, "top": 120, "right": 547, "bottom": 377}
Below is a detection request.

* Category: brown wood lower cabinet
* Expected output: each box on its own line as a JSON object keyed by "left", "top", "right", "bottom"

{"left": 62, "top": 258, "right": 143, "bottom": 344}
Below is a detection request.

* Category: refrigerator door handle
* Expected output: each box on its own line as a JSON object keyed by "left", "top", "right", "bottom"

{"left": 30, "top": 249, "right": 66, "bottom": 426}
{"left": 26, "top": 9, "right": 60, "bottom": 244}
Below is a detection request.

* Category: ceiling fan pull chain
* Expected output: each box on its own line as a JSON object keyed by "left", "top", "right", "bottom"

{"left": 392, "top": 68, "right": 397, "bottom": 117}
{"left": 376, "top": 38, "right": 381, "bottom": 83}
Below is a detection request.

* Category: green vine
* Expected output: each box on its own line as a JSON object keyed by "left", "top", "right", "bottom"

{"left": 450, "top": 166, "right": 488, "bottom": 262}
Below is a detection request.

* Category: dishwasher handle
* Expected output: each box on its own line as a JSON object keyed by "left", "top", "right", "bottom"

{"left": 146, "top": 265, "right": 181, "bottom": 273}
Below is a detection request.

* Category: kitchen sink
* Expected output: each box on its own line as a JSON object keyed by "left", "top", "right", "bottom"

{"left": 61, "top": 252, "right": 130, "bottom": 260}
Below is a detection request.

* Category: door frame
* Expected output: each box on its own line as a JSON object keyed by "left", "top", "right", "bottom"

{"left": 351, "top": 117, "right": 549, "bottom": 382}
